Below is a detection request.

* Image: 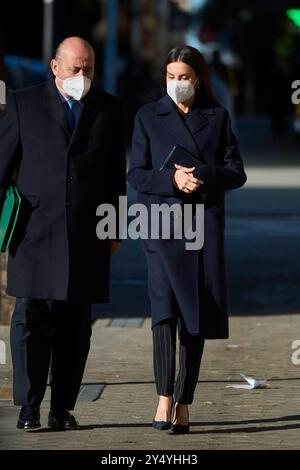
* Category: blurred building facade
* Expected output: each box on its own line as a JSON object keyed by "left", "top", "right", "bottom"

{"left": 0, "top": 0, "right": 299, "bottom": 119}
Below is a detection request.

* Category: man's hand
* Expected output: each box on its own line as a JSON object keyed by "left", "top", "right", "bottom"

{"left": 173, "top": 164, "right": 204, "bottom": 193}
{"left": 110, "top": 240, "right": 121, "bottom": 256}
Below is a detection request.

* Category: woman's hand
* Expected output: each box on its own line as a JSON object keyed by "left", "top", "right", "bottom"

{"left": 173, "top": 164, "right": 204, "bottom": 193}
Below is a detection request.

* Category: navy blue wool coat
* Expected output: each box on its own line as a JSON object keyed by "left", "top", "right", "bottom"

{"left": 127, "top": 94, "right": 247, "bottom": 338}
{"left": 0, "top": 79, "right": 126, "bottom": 302}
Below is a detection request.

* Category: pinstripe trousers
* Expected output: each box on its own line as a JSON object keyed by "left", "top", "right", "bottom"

{"left": 152, "top": 317, "right": 205, "bottom": 405}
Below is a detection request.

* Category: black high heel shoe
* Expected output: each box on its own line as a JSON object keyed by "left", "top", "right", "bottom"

{"left": 152, "top": 419, "right": 171, "bottom": 430}
{"left": 168, "top": 402, "right": 190, "bottom": 434}
{"left": 152, "top": 397, "right": 173, "bottom": 430}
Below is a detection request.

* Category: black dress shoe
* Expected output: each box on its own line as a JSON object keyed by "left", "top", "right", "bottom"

{"left": 48, "top": 409, "right": 80, "bottom": 430}
{"left": 17, "top": 405, "right": 41, "bottom": 429}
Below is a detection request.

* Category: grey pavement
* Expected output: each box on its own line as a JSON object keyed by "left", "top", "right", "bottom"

{"left": 1, "top": 314, "right": 300, "bottom": 450}
{"left": 0, "top": 114, "right": 300, "bottom": 450}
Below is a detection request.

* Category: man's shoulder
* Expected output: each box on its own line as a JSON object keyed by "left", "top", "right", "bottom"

{"left": 12, "top": 81, "right": 49, "bottom": 100}
{"left": 90, "top": 87, "right": 122, "bottom": 113}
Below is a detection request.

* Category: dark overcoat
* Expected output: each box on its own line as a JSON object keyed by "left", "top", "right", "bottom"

{"left": 127, "top": 94, "right": 247, "bottom": 338}
{"left": 0, "top": 79, "right": 126, "bottom": 302}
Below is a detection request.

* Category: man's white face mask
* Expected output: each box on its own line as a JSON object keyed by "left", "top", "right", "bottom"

{"left": 167, "top": 80, "right": 195, "bottom": 104}
{"left": 59, "top": 75, "right": 91, "bottom": 101}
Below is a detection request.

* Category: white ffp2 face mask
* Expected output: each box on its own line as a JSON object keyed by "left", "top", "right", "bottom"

{"left": 167, "top": 80, "right": 195, "bottom": 104}
{"left": 60, "top": 75, "right": 91, "bottom": 100}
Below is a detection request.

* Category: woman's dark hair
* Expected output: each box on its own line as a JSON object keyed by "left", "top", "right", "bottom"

{"left": 162, "top": 45, "right": 219, "bottom": 107}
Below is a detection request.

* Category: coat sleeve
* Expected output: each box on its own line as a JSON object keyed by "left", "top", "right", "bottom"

{"left": 193, "top": 111, "right": 247, "bottom": 193}
{"left": 0, "top": 91, "right": 21, "bottom": 196}
{"left": 127, "top": 110, "right": 178, "bottom": 196}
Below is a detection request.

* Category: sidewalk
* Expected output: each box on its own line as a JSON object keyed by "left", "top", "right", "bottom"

{"left": 1, "top": 313, "right": 300, "bottom": 450}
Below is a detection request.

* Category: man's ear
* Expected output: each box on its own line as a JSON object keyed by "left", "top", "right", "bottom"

{"left": 50, "top": 59, "right": 58, "bottom": 76}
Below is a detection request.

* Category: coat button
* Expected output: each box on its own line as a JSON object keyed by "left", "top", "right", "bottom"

{"left": 66, "top": 201, "right": 72, "bottom": 207}
{"left": 67, "top": 175, "right": 73, "bottom": 181}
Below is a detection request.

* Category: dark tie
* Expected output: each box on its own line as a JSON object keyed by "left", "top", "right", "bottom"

{"left": 65, "top": 99, "right": 81, "bottom": 133}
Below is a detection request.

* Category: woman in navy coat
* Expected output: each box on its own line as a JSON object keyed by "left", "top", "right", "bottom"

{"left": 127, "top": 46, "right": 247, "bottom": 434}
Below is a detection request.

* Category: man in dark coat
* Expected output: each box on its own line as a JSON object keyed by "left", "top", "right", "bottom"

{"left": 0, "top": 37, "right": 126, "bottom": 429}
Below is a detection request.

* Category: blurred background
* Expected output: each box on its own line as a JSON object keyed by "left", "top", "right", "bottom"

{"left": 0, "top": 0, "right": 300, "bottom": 325}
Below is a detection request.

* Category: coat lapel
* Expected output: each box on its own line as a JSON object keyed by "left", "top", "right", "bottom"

{"left": 185, "top": 107, "right": 215, "bottom": 135}
{"left": 44, "top": 79, "right": 71, "bottom": 137}
{"left": 70, "top": 88, "right": 101, "bottom": 146}
{"left": 43, "top": 79, "right": 101, "bottom": 146}
{"left": 155, "top": 95, "right": 215, "bottom": 159}
{"left": 155, "top": 95, "right": 198, "bottom": 156}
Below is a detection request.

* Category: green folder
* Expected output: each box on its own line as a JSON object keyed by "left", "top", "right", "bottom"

{"left": 0, "top": 184, "right": 21, "bottom": 253}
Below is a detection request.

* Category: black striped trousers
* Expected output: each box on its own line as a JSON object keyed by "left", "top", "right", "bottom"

{"left": 152, "top": 317, "right": 205, "bottom": 405}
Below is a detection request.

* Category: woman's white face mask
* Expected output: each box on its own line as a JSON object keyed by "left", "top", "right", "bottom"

{"left": 167, "top": 80, "right": 195, "bottom": 104}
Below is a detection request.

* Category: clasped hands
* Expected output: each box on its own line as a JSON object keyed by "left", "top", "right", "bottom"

{"left": 173, "top": 164, "right": 204, "bottom": 194}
